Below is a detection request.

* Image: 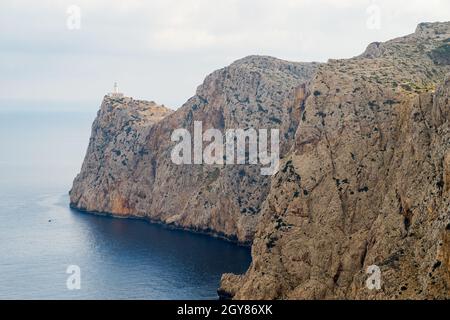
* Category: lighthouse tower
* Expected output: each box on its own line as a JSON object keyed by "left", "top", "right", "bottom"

{"left": 108, "top": 82, "right": 124, "bottom": 98}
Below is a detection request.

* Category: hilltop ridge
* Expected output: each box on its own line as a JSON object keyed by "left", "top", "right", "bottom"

{"left": 71, "top": 22, "right": 450, "bottom": 299}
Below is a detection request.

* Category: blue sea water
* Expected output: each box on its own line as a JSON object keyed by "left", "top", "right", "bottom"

{"left": 0, "top": 110, "right": 251, "bottom": 299}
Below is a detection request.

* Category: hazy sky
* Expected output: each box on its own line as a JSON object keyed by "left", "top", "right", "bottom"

{"left": 1, "top": 0, "right": 449, "bottom": 110}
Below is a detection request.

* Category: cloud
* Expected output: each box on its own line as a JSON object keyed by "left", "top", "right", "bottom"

{"left": 0, "top": 0, "right": 449, "bottom": 108}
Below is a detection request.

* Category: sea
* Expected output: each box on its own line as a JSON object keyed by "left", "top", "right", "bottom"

{"left": 0, "top": 108, "right": 251, "bottom": 299}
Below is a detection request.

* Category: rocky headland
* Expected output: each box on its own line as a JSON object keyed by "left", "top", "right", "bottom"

{"left": 71, "top": 22, "right": 450, "bottom": 299}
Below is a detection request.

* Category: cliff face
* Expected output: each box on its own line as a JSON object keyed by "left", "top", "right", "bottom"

{"left": 70, "top": 98, "right": 172, "bottom": 214}
{"left": 220, "top": 22, "right": 450, "bottom": 299}
{"left": 71, "top": 22, "right": 450, "bottom": 299}
{"left": 70, "top": 57, "right": 319, "bottom": 243}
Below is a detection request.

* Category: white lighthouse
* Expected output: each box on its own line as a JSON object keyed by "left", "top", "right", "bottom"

{"left": 108, "top": 82, "right": 124, "bottom": 98}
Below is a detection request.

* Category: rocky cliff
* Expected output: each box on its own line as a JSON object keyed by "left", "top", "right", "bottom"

{"left": 70, "top": 57, "right": 319, "bottom": 244}
{"left": 220, "top": 22, "right": 450, "bottom": 299}
{"left": 71, "top": 22, "right": 450, "bottom": 299}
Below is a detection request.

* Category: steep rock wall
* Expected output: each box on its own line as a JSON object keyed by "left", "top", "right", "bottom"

{"left": 70, "top": 57, "right": 319, "bottom": 243}
{"left": 220, "top": 22, "right": 450, "bottom": 299}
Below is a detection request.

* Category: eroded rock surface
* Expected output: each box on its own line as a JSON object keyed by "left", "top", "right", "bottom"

{"left": 71, "top": 21, "right": 450, "bottom": 299}
{"left": 220, "top": 22, "right": 450, "bottom": 299}
{"left": 70, "top": 56, "right": 318, "bottom": 243}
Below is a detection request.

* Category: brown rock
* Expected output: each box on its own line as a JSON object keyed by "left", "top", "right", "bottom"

{"left": 71, "top": 21, "right": 450, "bottom": 299}
{"left": 220, "top": 21, "right": 450, "bottom": 300}
{"left": 70, "top": 56, "right": 319, "bottom": 244}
